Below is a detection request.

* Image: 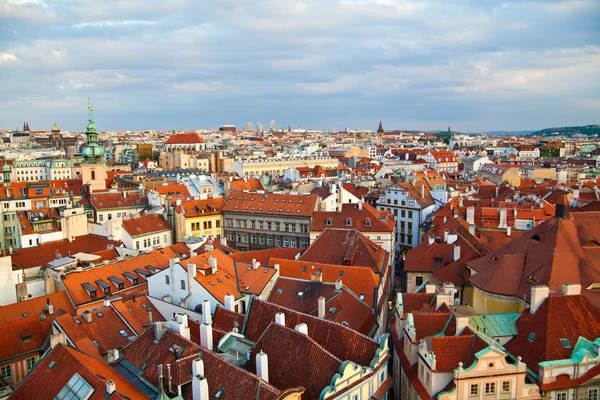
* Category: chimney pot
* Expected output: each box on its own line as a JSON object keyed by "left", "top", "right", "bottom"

{"left": 318, "top": 296, "right": 326, "bottom": 319}
{"left": 295, "top": 323, "right": 308, "bottom": 335}
{"left": 106, "top": 380, "right": 116, "bottom": 395}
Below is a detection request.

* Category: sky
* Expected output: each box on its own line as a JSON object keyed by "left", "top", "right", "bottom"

{"left": 0, "top": 0, "right": 599, "bottom": 132}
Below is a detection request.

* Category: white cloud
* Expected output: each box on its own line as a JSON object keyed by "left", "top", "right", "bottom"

{"left": 72, "top": 20, "right": 156, "bottom": 28}
{"left": 0, "top": 52, "right": 18, "bottom": 64}
{"left": 69, "top": 79, "right": 95, "bottom": 89}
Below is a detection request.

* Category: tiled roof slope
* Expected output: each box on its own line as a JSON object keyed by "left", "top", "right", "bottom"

{"left": 10, "top": 343, "right": 143, "bottom": 400}
{"left": 244, "top": 298, "right": 379, "bottom": 367}
{"left": 252, "top": 322, "right": 342, "bottom": 400}
{"left": 311, "top": 202, "right": 394, "bottom": 232}
{"left": 299, "top": 228, "right": 388, "bottom": 272}
{"left": 468, "top": 212, "right": 600, "bottom": 306}
{"left": 165, "top": 132, "right": 205, "bottom": 144}
{"left": 90, "top": 190, "right": 148, "bottom": 210}
{"left": 0, "top": 291, "right": 74, "bottom": 323}
{"left": 121, "top": 328, "right": 283, "bottom": 400}
{"left": 175, "top": 197, "right": 225, "bottom": 217}
{"left": 222, "top": 193, "right": 317, "bottom": 217}
{"left": 121, "top": 213, "right": 170, "bottom": 237}
{"left": 212, "top": 305, "right": 245, "bottom": 333}
{"left": 110, "top": 295, "right": 165, "bottom": 335}
{"left": 271, "top": 257, "right": 380, "bottom": 305}
{"left": 230, "top": 247, "right": 302, "bottom": 265}
{"left": 61, "top": 246, "right": 178, "bottom": 306}
{"left": 0, "top": 314, "right": 52, "bottom": 363}
{"left": 505, "top": 294, "right": 600, "bottom": 375}
{"left": 10, "top": 235, "right": 122, "bottom": 270}
{"left": 425, "top": 333, "right": 488, "bottom": 372}
{"left": 229, "top": 177, "right": 264, "bottom": 192}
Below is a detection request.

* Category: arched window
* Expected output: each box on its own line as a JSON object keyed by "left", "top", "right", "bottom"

{"left": 91, "top": 170, "right": 96, "bottom": 180}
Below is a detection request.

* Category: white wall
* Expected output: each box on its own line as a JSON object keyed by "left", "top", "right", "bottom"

{"left": 0, "top": 255, "right": 22, "bottom": 305}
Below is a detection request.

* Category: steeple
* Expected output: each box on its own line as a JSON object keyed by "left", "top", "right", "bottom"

{"left": 377, "top": 120, "right": 384, "bottom": 133}
{"left": 81, "top": 100, "right": 105, "bottom": 164}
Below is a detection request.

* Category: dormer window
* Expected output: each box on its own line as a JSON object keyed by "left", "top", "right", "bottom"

{"left": 326, "top": 218, "right": 333, "bottom": 226}
{"left": 345, "top": 218, "right": 352, "bottom": 227}
{"left": 365, "top": 218, "right": 371, "bottom": 227}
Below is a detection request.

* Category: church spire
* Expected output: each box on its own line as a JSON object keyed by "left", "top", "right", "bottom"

{"left": 377, "top": 120, "right": 384, "bottom": 133}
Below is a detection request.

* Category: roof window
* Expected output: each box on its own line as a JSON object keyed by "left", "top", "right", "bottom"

{"left": 298, "top": 291, "right": 304, "bottom": 297}
{"left": 276, "top": 289, "right": 283, "bottom": 294}
{"left": 528, "top": 333, "right": 537, "bottom": 342}
{"left": 55, "top": 373, "right": 93, "bottom": 400}
{"left": 119, "top": 330, "right": 128, "bottom": 338}
{"left": 559, "top": 338, "right": 571, "bottom": 348}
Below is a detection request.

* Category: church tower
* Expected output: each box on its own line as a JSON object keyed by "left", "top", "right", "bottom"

{"left": 377, "top": 120, "right": 384, "bottom": 145}
{"left": 79, "top": 100, "right": 107, "bottom": 192}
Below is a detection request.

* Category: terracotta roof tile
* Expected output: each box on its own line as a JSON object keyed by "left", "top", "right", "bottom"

{"left": 111, "top": 295, "right": 165, "bottom": 335}
{"left": 212, "top": 305, "right": 245, "bottom": 333}
{"left": 244, "top": 298, "right": 380, "bottom": 367}
{"left": 121, "top": 213, "right": 171, "bottom": 237}
{"left": 0, "top": 291, "right": 74, "bottom": 323}
{"left": 311, "top": 202, "right": 394, "bottom": 233}
{"left": 0, "top": 314, "right": 52, "bottom": 363}
{"left": 10, "top": 343, "right": 143, "bottom": 400}
{"left": 230, "top": 247, "right": 301, "bottom": 265}
{"left": 299, "top": 228, "right": 388, "bottom": 272}
{"left": 222, "top": 193, "right": 317, "bottom": 217}
{"left": 165, "top": 132, "right": 205, "bottom": 144}
{"left": 252, "top": 322, "right": 341, "bottom": 400}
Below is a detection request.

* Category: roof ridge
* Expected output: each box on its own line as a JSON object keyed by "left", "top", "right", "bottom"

{"left": 252, "top": 298, "right": 378, "bottom": 343}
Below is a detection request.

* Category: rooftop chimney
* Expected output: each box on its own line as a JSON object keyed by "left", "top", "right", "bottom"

{"left": 425, "top": 284, "right": 436, "bottom": 294}
{"left": 192, "top": 354, "right": 205, "bottom": 378}
{"left": 192, "top": 375, "right": 209, "bottom": 400}
{"left": 443, "top": 229, "right": 449, "bottom": 243}
{"left": 154, "top": 322, "right": 164, "bottom": 343}
{"left": 147, "top": 309, "right": 153, "bottom": 324}
{"left": 256, "top": 351, "right": 269, "bottom": 383}
{"left": 252, "top": 258, "right": 260, "bottom": 270}
{"left": 468, "top": 224, "right": 475, "bottom": 236}
{"left": 428, "top": 233, "right": 435, "bottom": 246}
{"left": 420, "top": 183, "right": 425, "bottom": 199}
{"left": 82, "top": 311, "right": 92, "bottom": 323}
{"left": 358, "top": 201, "right": 363, "bottom": 211}
{"left": 187, "top": 262, "right": 197, "bottom": 294}
{"left": 562, "top": 283, "right": 581, "bottom": 296}
{"left": 295, "top": 323, "right": 308, "bottom": 335}
{"left": 498, "top": 208, "right": 507, "bottom": 229}
{"left": 275, "top": 312, "right": 285, "bottom": 326}
{"left": 318, "top": 296, "right": 326, "bottom": 319}
{"left": 555, "top": 195, "right": 570, "bottom": 220}
{"left": 530, "top": 285, "right": 550, "bottom": 314}
{"left": 106, "top": 380, "right": 116, "bottom": 395}
{"left": 335, "top": 279, "right": 342, "bottom": 291}
{"left": 200, "top": 323, "right": 213, "bottom": 351}
{"left": 466, "top": 206, "right": 475, "bottom": 225}
{"left": 453, "top": 243, "right": 461, "bottom": 262}
{"left": 208, "top": 256, "right": 218, "bottom": 274}
{"left": 436, "top": 294, "right": 453, "bottom": 309}
{"left": 506, "top": 226, "right": 512, "bottom": 237}
{"left": 106, "top": 349, "right": 120, "bottom": 363}
{"left": 224, "top": 294, "right": 235, "bottom": 311}
{"left": 202, "top": 300, "right": 212, "bottom": 325}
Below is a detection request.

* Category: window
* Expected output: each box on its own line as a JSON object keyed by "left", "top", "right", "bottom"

{"left": 26, "top": 357, "right": 36, "bottom": 371}
{"left": 528, "top": 332, "right": 537, "bottom": 342}
{"left": 415, "top": 276, "right": 424, "bottom": 287}
{"left": 485, "top": 382, "right": 495, "bottom": 394}
{"left": 560, "top": 338, "right": 572, "bottom": 348}
{"left": 275, "top": 237, "right": 281, "bottom": 246}
{"left": 590, "top": 389, "right": 599, "bottom": 400}
{"left": 470, "top": 384, "right": 478, "bottom": 396}
{"left": 216, "top": 220, "right": 220, "bottom": 228}
{"left": 556, "top": 393, "right": 567, "bottom": 400}
{"left": 181, "top": 280, "right": 186, "bottom": 290}
{"left": 267, "top": 237, "right": 273, "bottom": 245}
{"left": 1, "top": 365, "right": 11, "bottom": 380}
{"left": 419, "top": 364, "right": 424, "bottom": 379}
{"left": 55, "top": 373, "right": 93, "bottom": 400}
{"left": 165, "top": 275, "right": 170, "bottom": 285}
{"left": 502, "top": 381, "right": 510, "bottom": 393}
{"left": 425, "top": 371, "right": 430, "bottom": 385}
{"left": 259, "top": 236, "right": 264, "bottom": 244}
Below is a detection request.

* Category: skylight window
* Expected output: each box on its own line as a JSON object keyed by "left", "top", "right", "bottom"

{"left": 276, "top": 289, "right": 283, "bottom": 294}
{"left": 298, "top": 291, "right": 304, "bottom": 297}
{"left": 359, "top": 294, "right": 365, "bottom": 301}
{"left": 528, "top": 333, "right": 537, "bottom": 342}
{"left": 54, "top": 373, "right": 93, "bottom": 400}
{"left": 119, "top": 330, "right": 128, "bottom": 338}
{"left": 559, "top": 338, "right": 571, "bottom": 348}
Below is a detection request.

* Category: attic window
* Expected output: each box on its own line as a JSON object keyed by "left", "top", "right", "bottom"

{"left": 560, "top": 338, "right": 571, "bottom": 348}
{"left": 298, "top": 291, "right": 304, "bottom": 297}
{"left": 531, "top": 234, "right": 542, "bottom": 243}
{"left": 583, "top": 241, "right": 600, "bottom": 248}
{"left": 346, "top": 218, "right": 352, "bottom": 227}
{"left": 302, "top": 267, "right": 307, "bottom": 272}
{"left": 359, "top": 294, "right": 365, "bottom": 301}
{"left": 365, "top": 218, "right": 371, "bottom": 227}
{"left": 92, "top": 340, "right": 100, "bottom": 347}
{"left": 328, "top": 307, "right": 336, "bottom": 313}
{"left": 276, "top": 289, "right": 283, "bottom": 294}
{"left": 528, "top": 274, "right": 539, "bottom": 284}
{"left": 326, "top": 218, "right": 333, "bottom": 226}
{"left": 339, "top": 271, "right": 344, "bottom": 277}
{"left": 215, "top": 388, "right": 225, "bottom": 399}
{"left": 528, "top": 333, "right": 537, "bottom": 342}
{"left": 119, "top": 330, "right": 128, "bottom": 338}
{"left": 96, "top": 312, "right": 104, "bottom": 318}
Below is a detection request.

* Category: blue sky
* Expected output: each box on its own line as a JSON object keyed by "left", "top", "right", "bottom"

{"left": 0, "top": 0, "right": 599, "bottom": 132}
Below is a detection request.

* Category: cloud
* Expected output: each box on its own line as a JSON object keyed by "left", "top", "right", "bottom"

{"left": 0, "top": 0, "right": 598, "bottom": 131}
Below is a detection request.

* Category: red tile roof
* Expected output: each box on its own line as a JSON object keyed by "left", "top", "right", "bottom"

{"left": 244, "top": 298, "right": 380, "bottom": 367}
{"left": 61, "top": 247, "right": 179, "bottom": 306}
{"left": 147, "top": 183, "right": 191, "bottom": 197}
{"left": 111, "top": 295, "right": 165, "bottom": 335}
{"left": 468, "top": 212, "right": 600, "bottom": 306}
{"left": 411, "top": 313, "right": 455, "bottom": 343}
{"left": 228, "top": 177, "right": 264, "bottom": 192}
{"left": 299, "top": 228, "right": 388, "bottom": 272}
{"left": 252, "top": 322, "right": 341, "bottom": 400}
{"left": 541, "top": 364, "right": 600, "bottom": 390}
{"left": 10, "top": 235, "right": 122, "bottom": 270}
{"left": 165, "top": 132, "right": 205, "bottom": 144}
{"left": 0, "top": 314, "right": 52, "bottom": 363}
{"left": 267, "top": 278, "right": 376, "bottom": 335}
{"left": 54, "top": 306, "right": 135, "bottom": 356}
{"left": 121, "top": 213, "right": 170, "bottom": 237}
{"left": 311, "top": 202, "right": 394, "bottom": 233}
{"left": 90, "top": 190, "right": 148, "bottom": 210}
{"left": 229, "top": 247, "right": 302, "bottom": 265}
{"left": 271, "top": 257, "right": 380, "bottom": 305}
{"left": 425, "top": 333, "right": 488, "bottom": 372}
{"left": 0, "top": 291, "right": 74, "bottom": 323}
{"left": 505, "top": 294, "right": 600, "bottom": 375}
{"left": 212, "top": 305, "right": 245, "bottom": 333}
{"left": 174, "top": 197, "right": 225, "bottom": 217}
{"left": 223, "top": 193, "right": 317, "bottom": 217}
{"left": 10, "top": 343, "right": 143, "bottom": 400}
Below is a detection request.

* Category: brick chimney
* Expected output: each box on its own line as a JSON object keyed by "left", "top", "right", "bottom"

{"left": 200, "top": 323, "right": 213, "bottom": 351}
{"left": 275, "top": 312, "right": 285, "bottom": 326}
{"left": 318, "top": 296, "right": 326, "bottom": 319}
{"left": 295, "top": 323, "right": 308, "bottom": 335}
{"left": 224, "top": 294, "right": 235, "bottom": 311}
{"left": 106, "top": 380, "right": 116, "bottom": 395}
{"left": 562, "top": 283, "right": 581, "bottom": 296}
{"left": 201, "top": 300, "right": 212, "bottom": 325}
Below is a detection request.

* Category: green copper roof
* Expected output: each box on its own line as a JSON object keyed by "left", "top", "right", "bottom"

{"left": 468, "top": 313, "right": 520, "bottom": 337}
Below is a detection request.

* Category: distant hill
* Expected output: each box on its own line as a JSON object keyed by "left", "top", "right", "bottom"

{"left": 484, "top": 130, "right": 535, "bottom": 136}
{"left": 528, "top": 125, "right": 600, "bottom": 137}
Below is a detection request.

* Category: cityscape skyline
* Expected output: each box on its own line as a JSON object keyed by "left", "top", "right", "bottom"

{"left": 1, "top": 0, "right": 599, "bottom": 132}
